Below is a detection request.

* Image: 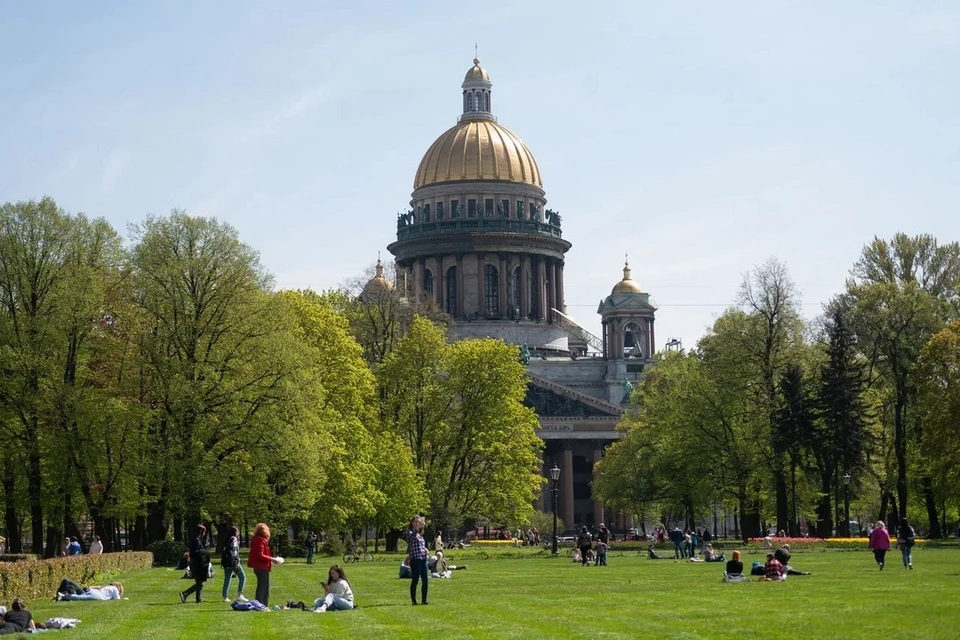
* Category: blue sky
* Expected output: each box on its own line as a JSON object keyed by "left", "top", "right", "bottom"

{"left": 2, "top": 1, "right": 958, "bottom": 346}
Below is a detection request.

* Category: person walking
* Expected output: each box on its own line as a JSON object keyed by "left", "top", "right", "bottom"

{"left": 88, "top": 536, "right": 103, "bottom": 555}
{"left": 404, "top": 516, "right": 429, "bottom": 605}
{"left": 248, "top": 522, "right": 282, "bottom": 606}
{"left": 180, "top": 525, "right": 210, "bottom": 603}
{"left": 869, "top": 520, "right": 890, "bottom": 570}
{"left": 576, "top": 526, "right": 592, "bottom": 566}
{"left": 221, "top": 526, "right": 247, "bottom": 602}
{"left": 897, "top": 519, "right": 916, "bottom": 570}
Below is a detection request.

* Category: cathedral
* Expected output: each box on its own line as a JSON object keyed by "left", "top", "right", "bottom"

{"left": 385, "top": 58, "right": 658, "bottom": 532}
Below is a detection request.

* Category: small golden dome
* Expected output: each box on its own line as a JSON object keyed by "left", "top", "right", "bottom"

{"left": 464, "top": 58, "right": 490, "bottom": 82}
{"left": 612, "top": 258, "right": 643, "bottom": 294}
{"left": 363, "top": 257, "right": 394, "bottom": 295}
{"left": 414, "top": 119, "right": 542, "bottom": 189}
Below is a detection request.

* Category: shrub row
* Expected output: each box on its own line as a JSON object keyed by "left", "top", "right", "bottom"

{"left": 146, "top": 540, "right": 188, "bottom": 566}
{"left": 0, "top": 552, "right": 153, "bottom": 603}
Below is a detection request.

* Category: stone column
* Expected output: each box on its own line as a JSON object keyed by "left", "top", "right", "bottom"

{"left": 556, "top": 260, "right": 565, "bottom": 313}
{"left": 412, "top": 259, "right": 423, "bottom": 303}
{"left": 547, "top": 259, "right": 556, "bottom": 320}
{"left": 498, "top": 253, "right": 508, "bottom": 318}
{"left": 561, "top": 445, "right": 574, "bottom": 530}
{"left": 519, "top": 254, "right": 529, "bottom": 319}
{"left": 537, "top": 258, "right": 547, "bottom": 321}
{"left": 602, "top": 321, "right": 608, "bottom": 359}
{"left": 476, "top": 252, "right": 485, "bottom": 318}
{"left": 456, "top": 254, "right": 464, "bottom": 317}
{"left": 649, "top": 318, "right": 656, "bottom": 355}
{"left": 592, "top": 444, "right": 604, "bottom": 527}
{"left": 434, "top": 255, "right": 444, "bottom": 306}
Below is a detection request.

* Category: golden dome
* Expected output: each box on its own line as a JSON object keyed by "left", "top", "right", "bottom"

{"left": 414, "top": 119, "right": 542, "bottom": 189}
{"left": 363, "top": 257, "right": 394, "bottom": 295}
{"left": 612, "top": 258, "right": 643, "bottom": 294}
{"left": 464, "top": 58, "right": 490, "bottom": 82}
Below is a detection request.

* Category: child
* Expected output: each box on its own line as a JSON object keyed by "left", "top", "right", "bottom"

{"left": 312, "top": 564, "right": 355, "bottom": 612}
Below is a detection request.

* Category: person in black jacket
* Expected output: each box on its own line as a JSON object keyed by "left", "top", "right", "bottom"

{"left": 669, "top": 527, "right": 685, "bottom": 559}
{"left": 180, "top": 525, "right": 211, "bottom": 603}
{"left": 773, "top": 544, "right": 810, "bottom": 575}
{"left": 0, "top": 598, "right": 36, "bottom": 634}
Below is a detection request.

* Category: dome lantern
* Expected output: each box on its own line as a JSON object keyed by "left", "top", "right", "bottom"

{"left": 460, "top": 58, "right": 494, "bottom": 122}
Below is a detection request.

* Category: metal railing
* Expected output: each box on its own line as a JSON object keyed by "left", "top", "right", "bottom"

{"left": 551, "top": 308, "right": 603, "bottom": 354}
{"left": 396, "top": 218, "right": 563, "bottom": 241}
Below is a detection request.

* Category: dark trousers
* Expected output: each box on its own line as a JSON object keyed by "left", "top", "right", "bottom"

{"left": 254, "top": 568, "right": 270, "bottom": 606}
{"left": 873, "top": 549, "right": 887, "bottom": 566}
{"left": 57, "top": 578, "right": 85, "bottom": 596}
{"left": 182, "top": 577, "right": 205, "bottom": 602}
{"left": 580, "top": 545, "right": 591, "bottom": 565}
{"left": 305, "top": 546, "right": 314, "bottom": 564}
{"left": 409, "top": 557, "right": 429, "bottom": 604}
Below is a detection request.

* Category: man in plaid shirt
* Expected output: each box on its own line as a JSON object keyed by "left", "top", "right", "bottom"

{"left": 404, "top": 515, "right": 429, "bottom": 605}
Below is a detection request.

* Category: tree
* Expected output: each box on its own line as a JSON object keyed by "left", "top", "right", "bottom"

{"left": 378, "top": 317, "right": 542, "bottom": 532}
{"left": 772, "top": 363, "right": 816, "bottom": 536}
{"left": 914, "top": 320, "right": 960, "bottom": 519}
{"left": 0, "top": 198, "right": 77, "bottom": 554}
{"left": 130, "top": 212, "right": 303, "bottom": 539}
{"left": 737, "top": 257, "right": 804, "bottom": 535}
{"left": 846, "top": 233, "right": 960, "bottom": 535}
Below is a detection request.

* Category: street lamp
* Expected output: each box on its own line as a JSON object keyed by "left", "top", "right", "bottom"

{"left": 842, "top": 471, "right": 852, "bottom": 538}
{"left": 550, "top": 464, "right": 561, "bottom": 555}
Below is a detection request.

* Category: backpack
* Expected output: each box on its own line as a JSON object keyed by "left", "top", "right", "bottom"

{"left": 221, "top": 544, "right": 236, "bottom": 569}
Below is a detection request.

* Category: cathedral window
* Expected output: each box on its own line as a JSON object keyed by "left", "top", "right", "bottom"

{"left": 436, "top": 201, "right": 444, "bottom": 220}
{"left": 511, "top": 267, "right": 520, "bottom": 317}
{"left": 451, "top": 200, "right": 460, "bottom": 218}
{"left": 474, "top": 92, "right": 480, "bottom": 110}
{"left": 468, "top": 199, "right": 477, "bottom": 218}
{"left": 500, "top": 199, "right": 510, "bottom": 217}
{"left": 484, "top": 92, "right": 490, "bottom": 111}
{"left": 445, "top": 267, "right": 457, "bottom": 316}
{"left": 423, "top": 204, "right": 430, "bottom": 222}
{"left": 484, "top": 199, "right": 494, "bottom": 218}
{"left": 424, "top": 269, "right": 434, "bottom": 297}
{"left": 484, "top": 264, "right": 499, "bottom": 317}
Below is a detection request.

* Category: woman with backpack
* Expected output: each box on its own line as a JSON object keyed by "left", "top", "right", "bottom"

{"left": 897, "top": 518, "right": 916, "bottom": 570}
{"left": 179, "top": 525, "right": 211, "bottom": 603}
{"left": 221, "top": 526, "right": 248, "bottom": 603}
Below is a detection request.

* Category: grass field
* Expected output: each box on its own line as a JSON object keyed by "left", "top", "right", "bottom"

{"left": 21, "top": 546, "right": 958, "bottom": 639}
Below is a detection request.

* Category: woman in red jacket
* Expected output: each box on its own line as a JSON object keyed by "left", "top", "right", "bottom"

{"left": 869, "top": 520, "right": 891, "bottom": 570}
{"left": 247, "top": 523, "right": 280, "bottom": 606}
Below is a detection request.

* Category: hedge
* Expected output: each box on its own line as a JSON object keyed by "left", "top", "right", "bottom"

{"left": 0, "top": 552, "right": 153, "bottom": 603}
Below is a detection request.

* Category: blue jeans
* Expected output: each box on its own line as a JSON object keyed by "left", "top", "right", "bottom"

{"left": 901, "top": 545, "right": 913, "bottom": 567}
{"left": 673, "top": 541, "right": 683, "bottom": 558}
{"left": 313, "top": 594, "right": 354, "bottom": 611}
{"left": 410, "top": 557, "right": 429, "bottom": 604}
{"left": 222, "top": 564, "right": 246, "bottom": 599}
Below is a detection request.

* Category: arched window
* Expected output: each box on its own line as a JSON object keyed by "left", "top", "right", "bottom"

{"left": 484, "top": 264, "right": 499, "bottom": 317}
{"left": 511, "top": 267, "right": 521, "bottom": 318}
{"left": 623, "top": 322, "right": 645, "bottom": 358}
{"left": 484, "top": 92, "right": 490, "bottom": 111}
{"left": 474, "top": 92, "right": 481, "bottom": 111}
{"left": 445, "top": 267, "right": 457, "bottom": 316}
{"left": 463, "top": 91, "right": 469, "bottom": 112}
{"left": 424, "top": 269, "right": 434, "bottom": 298}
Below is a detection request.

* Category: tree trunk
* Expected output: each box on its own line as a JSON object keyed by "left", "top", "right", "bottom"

{"left": 173, "top": 514, "right": 184, "bottom": 542}
{"left": 775, "top": 466, "right": 789, "bottom": 534}
{"left": 894, "top": 388, "right": 908, "bottom": 520}
{"left": 28, "top": 443, "right": 45, "bottom": 556}
{"left": 385, "top": 528, "right": 402, "bottom": 552}
{"left": 814, "top": 472, "right": 833, "bottom": 538}
{"left": 921, "top": 476, "right": 942, "bottom": 538}
{"left": 45, "top": 525, "right": 61, "bottom": 559}
{"left": 3, "top": 457, "right": 21, "bottom": 553}
{"left": 146, "top": 496, "right": 168, "bottom": 543}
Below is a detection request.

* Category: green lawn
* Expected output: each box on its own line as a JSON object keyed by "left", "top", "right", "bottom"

{"left": 22, "top": 546, "right": 958, "bottom": 639}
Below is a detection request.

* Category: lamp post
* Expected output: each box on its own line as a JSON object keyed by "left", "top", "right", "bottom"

{"left": 842, "top": 471, "right": 851, "bottom": 538}
{"left": 550, "top": 464, "right": 561, "bottom": 555}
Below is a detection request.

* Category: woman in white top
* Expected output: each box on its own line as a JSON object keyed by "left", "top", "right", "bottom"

{"left": 89, "top": 536, "right": 104, "bottom": 554}
{"left": 312, "top": 564, "right": 354, "bottom": 612}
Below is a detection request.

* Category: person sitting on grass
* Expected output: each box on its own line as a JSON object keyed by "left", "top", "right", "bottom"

{"left": 702, "top": 544, "right": 725, "bottom": 562}
{"left": 572, "top": 548, "right": 582, "bottom": 564}
{"left": 759, "top": 553, "right": 785, "bottom": 581}
{"left": 399, "top": 555, "right": 412, "bottom": 579}
{"left": 723, "top": 550, "right": 746, "bottom": 582}
{"left": 647, "top": 545, "right": 668, "bottom": 559}
{"left": 312, "top": 564, "right": 354, "bottom": 612}
{"left": 429, "top": 551, "right": 468, "bottom": 578}
{"left": 0, "top": 598, "right": 39, "bottom": 633}
{"left": 56, "top": 580, "right": 123, "bottom": 601}
{"left": 774, "top": 544, "right": 810, "bottom": 575}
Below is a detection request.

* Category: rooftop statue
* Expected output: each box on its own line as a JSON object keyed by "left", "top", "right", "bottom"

{"left": 518, "top": 344, "right": 530, "bottom": 366}
{"left": 621, "top": 378, "right": 633, "bottom": 403}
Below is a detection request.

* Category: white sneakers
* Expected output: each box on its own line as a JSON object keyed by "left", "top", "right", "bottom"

{"left": 237, "top": 595, "right": 249, "bottom": 602}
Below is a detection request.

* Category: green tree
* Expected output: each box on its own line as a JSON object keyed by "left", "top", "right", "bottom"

{"left": 846, "top": 234, "right": 960, "bottom": 535}
{"left": 378, "top": 317, "right": 542, "bottom": 532}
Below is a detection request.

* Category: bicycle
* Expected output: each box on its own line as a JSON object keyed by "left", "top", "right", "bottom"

{"left": 342, "top": 545, "right": 374, "bottom": 564}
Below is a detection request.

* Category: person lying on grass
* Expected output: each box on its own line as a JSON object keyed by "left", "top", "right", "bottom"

{"left": 647, "top": 545, "right": 668, "bottom": 559}
{"left": 312, "top": 564, "right": 354, "bottom": 612}
{"left": 703, "top": 544, "right": 725, "bottom": 562}
{"left": 56, "top": 580, "right": 123, "bottom": 601}
{"left": 774, "top": 544, "right": 810, "bottom": 575}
